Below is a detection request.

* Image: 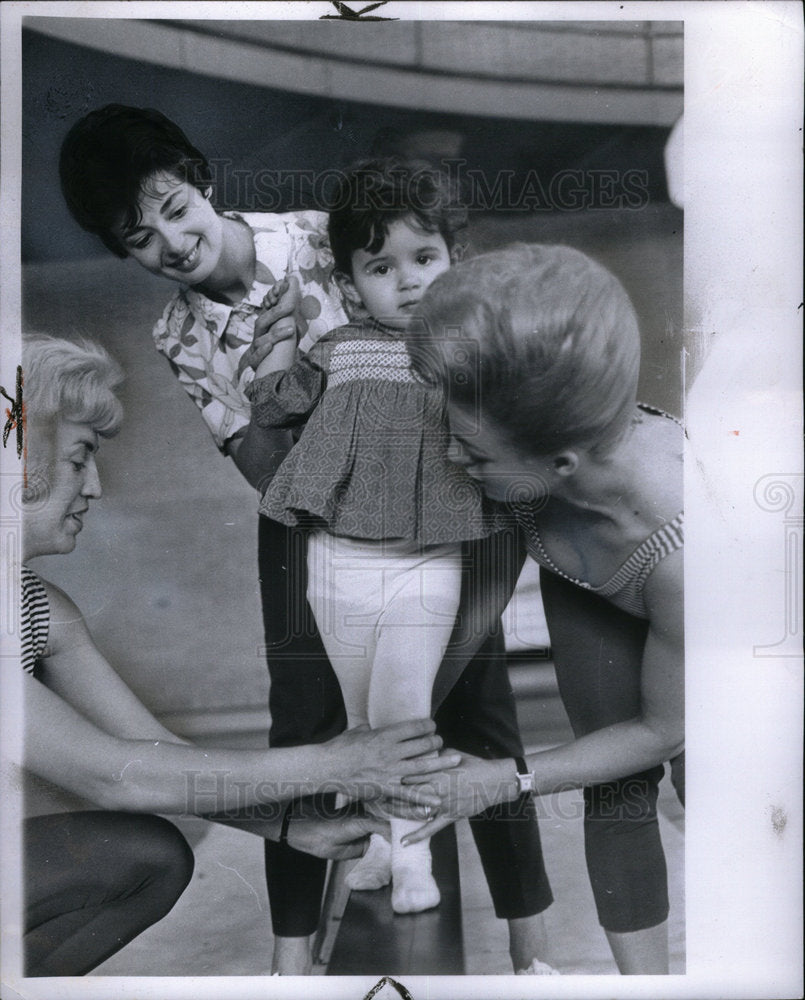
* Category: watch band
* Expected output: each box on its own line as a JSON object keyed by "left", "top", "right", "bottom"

{"left": 514, "top": 756, "right": 535, "bottom": 795}
{"left": 279, "top": 802, "right": 294, "bottom": 845}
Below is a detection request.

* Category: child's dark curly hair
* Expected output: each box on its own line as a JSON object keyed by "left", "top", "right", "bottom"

{"left": 327, "top": 157, "right": 467, "bottom": 276}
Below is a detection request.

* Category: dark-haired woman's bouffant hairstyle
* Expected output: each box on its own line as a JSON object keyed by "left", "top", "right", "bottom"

{"left": 327, "top": 157, "right": 468, "bottom": 276}
{"left": 59, "top": 105, "right": 213, "bottom": 258}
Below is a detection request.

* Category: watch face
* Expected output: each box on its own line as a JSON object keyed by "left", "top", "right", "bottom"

{"left": 516, "top": 762, "right": 535, "bottom": 794}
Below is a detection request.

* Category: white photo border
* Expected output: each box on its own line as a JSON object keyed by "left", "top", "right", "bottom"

{"left": 1, "top": 2, "right": 802, "bottom": 999}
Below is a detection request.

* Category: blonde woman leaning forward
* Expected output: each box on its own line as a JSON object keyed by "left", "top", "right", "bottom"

{"left": 404, "top": 245, "right": 684, "bottom": 976}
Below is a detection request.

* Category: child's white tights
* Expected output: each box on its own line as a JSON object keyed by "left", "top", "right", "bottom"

{"left": 348, "top": 825, "right": 439, "bottom": 914}
{"left": 307, "top": 531, "right": 461, "bottom": 914}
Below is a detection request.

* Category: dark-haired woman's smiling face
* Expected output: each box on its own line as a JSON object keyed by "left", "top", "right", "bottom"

{"left": 115, "top": 172, "right": 224, "bottom": 285}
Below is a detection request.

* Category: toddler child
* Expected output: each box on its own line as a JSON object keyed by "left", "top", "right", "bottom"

{"left": 245, "top": 158, "right": 501, "bottom": 914}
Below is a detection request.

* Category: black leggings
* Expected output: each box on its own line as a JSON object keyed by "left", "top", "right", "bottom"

{"left": 540, "top": 568, "right": 684, "bottom": 934}
{"left": 259, "top": 517, "right": 552, "bottom": 936}
{"left": 24, "top": 811, "right": 194, "bottom": 976}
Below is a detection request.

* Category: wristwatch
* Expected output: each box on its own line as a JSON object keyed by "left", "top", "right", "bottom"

{"left": 514, "top": 756, "right": 535, "bottom": 795}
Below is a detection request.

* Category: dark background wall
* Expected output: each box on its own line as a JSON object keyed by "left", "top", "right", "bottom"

{"left": 23, "top": 25, "right": 674, "bottom": 262}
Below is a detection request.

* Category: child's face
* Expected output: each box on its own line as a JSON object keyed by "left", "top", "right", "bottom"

{"left": 341, "top": 217, "right": 451, "bottom": 330}
{"left": 113, "top": 172, "right": 224, "bottom": 285}
{"left": 447, "top": 403, "right": 555, "bottom": 505}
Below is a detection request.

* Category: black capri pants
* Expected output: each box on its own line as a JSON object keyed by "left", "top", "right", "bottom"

{"left": 540, "top": 567, "right": 684, "bottom": 934}
{"left": 24, "top": 811, "right": 193, "bottom": 976}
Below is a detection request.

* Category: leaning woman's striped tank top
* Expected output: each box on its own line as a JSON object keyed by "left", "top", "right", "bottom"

{"left": 515, "top": 404, "right": 683, "bottom": 620}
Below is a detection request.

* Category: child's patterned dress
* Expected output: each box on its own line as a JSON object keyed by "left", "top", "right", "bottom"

{"left": 246, "top": 317, "right": 503, "bottom": 544}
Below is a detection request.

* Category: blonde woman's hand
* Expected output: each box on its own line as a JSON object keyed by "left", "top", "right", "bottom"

{"left": 326, "top": 720, "right": 460, "bottom": 809}
{"left": 285, "top": 804, "right": 390, "bottom": 860}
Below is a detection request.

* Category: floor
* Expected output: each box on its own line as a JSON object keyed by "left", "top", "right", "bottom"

{"left": 92, "top": 667, "right": 685, "bottom": 978}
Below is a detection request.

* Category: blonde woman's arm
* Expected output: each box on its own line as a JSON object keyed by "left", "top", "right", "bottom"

{"left": 28, "top": 581, "right": 453, "bottom": 816}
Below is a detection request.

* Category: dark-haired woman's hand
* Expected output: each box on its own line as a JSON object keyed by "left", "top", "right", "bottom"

{"left": 237, "top": 276, "right": 300, "bottom": 379}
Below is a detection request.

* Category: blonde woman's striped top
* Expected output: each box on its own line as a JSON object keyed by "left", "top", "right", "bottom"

{"left": 21, "top": 566, "right": 49, "bottom": 675}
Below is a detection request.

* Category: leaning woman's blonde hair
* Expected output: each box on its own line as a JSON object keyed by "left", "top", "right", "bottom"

{"left": 410, "top": 243, "right": 641, "bottom": 457}
{"left": 23, "top": 334, "right": 124, "bottom": 437}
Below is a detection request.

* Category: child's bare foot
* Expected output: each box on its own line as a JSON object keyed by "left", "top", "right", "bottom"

{"left": 345, "top": 832, "right": 391, "bottom": 891}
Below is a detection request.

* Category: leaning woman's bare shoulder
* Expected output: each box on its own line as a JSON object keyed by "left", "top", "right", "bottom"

{"left": 631, "top": 412, "right": 684, "bottom": 521}
{"left": 38, "top": 577, "right": 94, "bottom": 653}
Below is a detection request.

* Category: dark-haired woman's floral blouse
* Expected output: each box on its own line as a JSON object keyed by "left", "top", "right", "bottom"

{"left": 151, "top": 211, "right": 347, "bottom": 451}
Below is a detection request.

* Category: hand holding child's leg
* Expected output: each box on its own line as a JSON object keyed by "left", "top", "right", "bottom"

{"left": 237, "top": 276, "right": 301, "bottom": 379}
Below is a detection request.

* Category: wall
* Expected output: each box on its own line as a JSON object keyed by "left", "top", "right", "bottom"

{"left": 22, "top": 19, "right": 681, "bottom": 262}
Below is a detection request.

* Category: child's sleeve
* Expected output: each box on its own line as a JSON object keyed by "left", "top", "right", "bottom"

{"left": 244, "top": 351, "right": 327, "bottom": 429}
